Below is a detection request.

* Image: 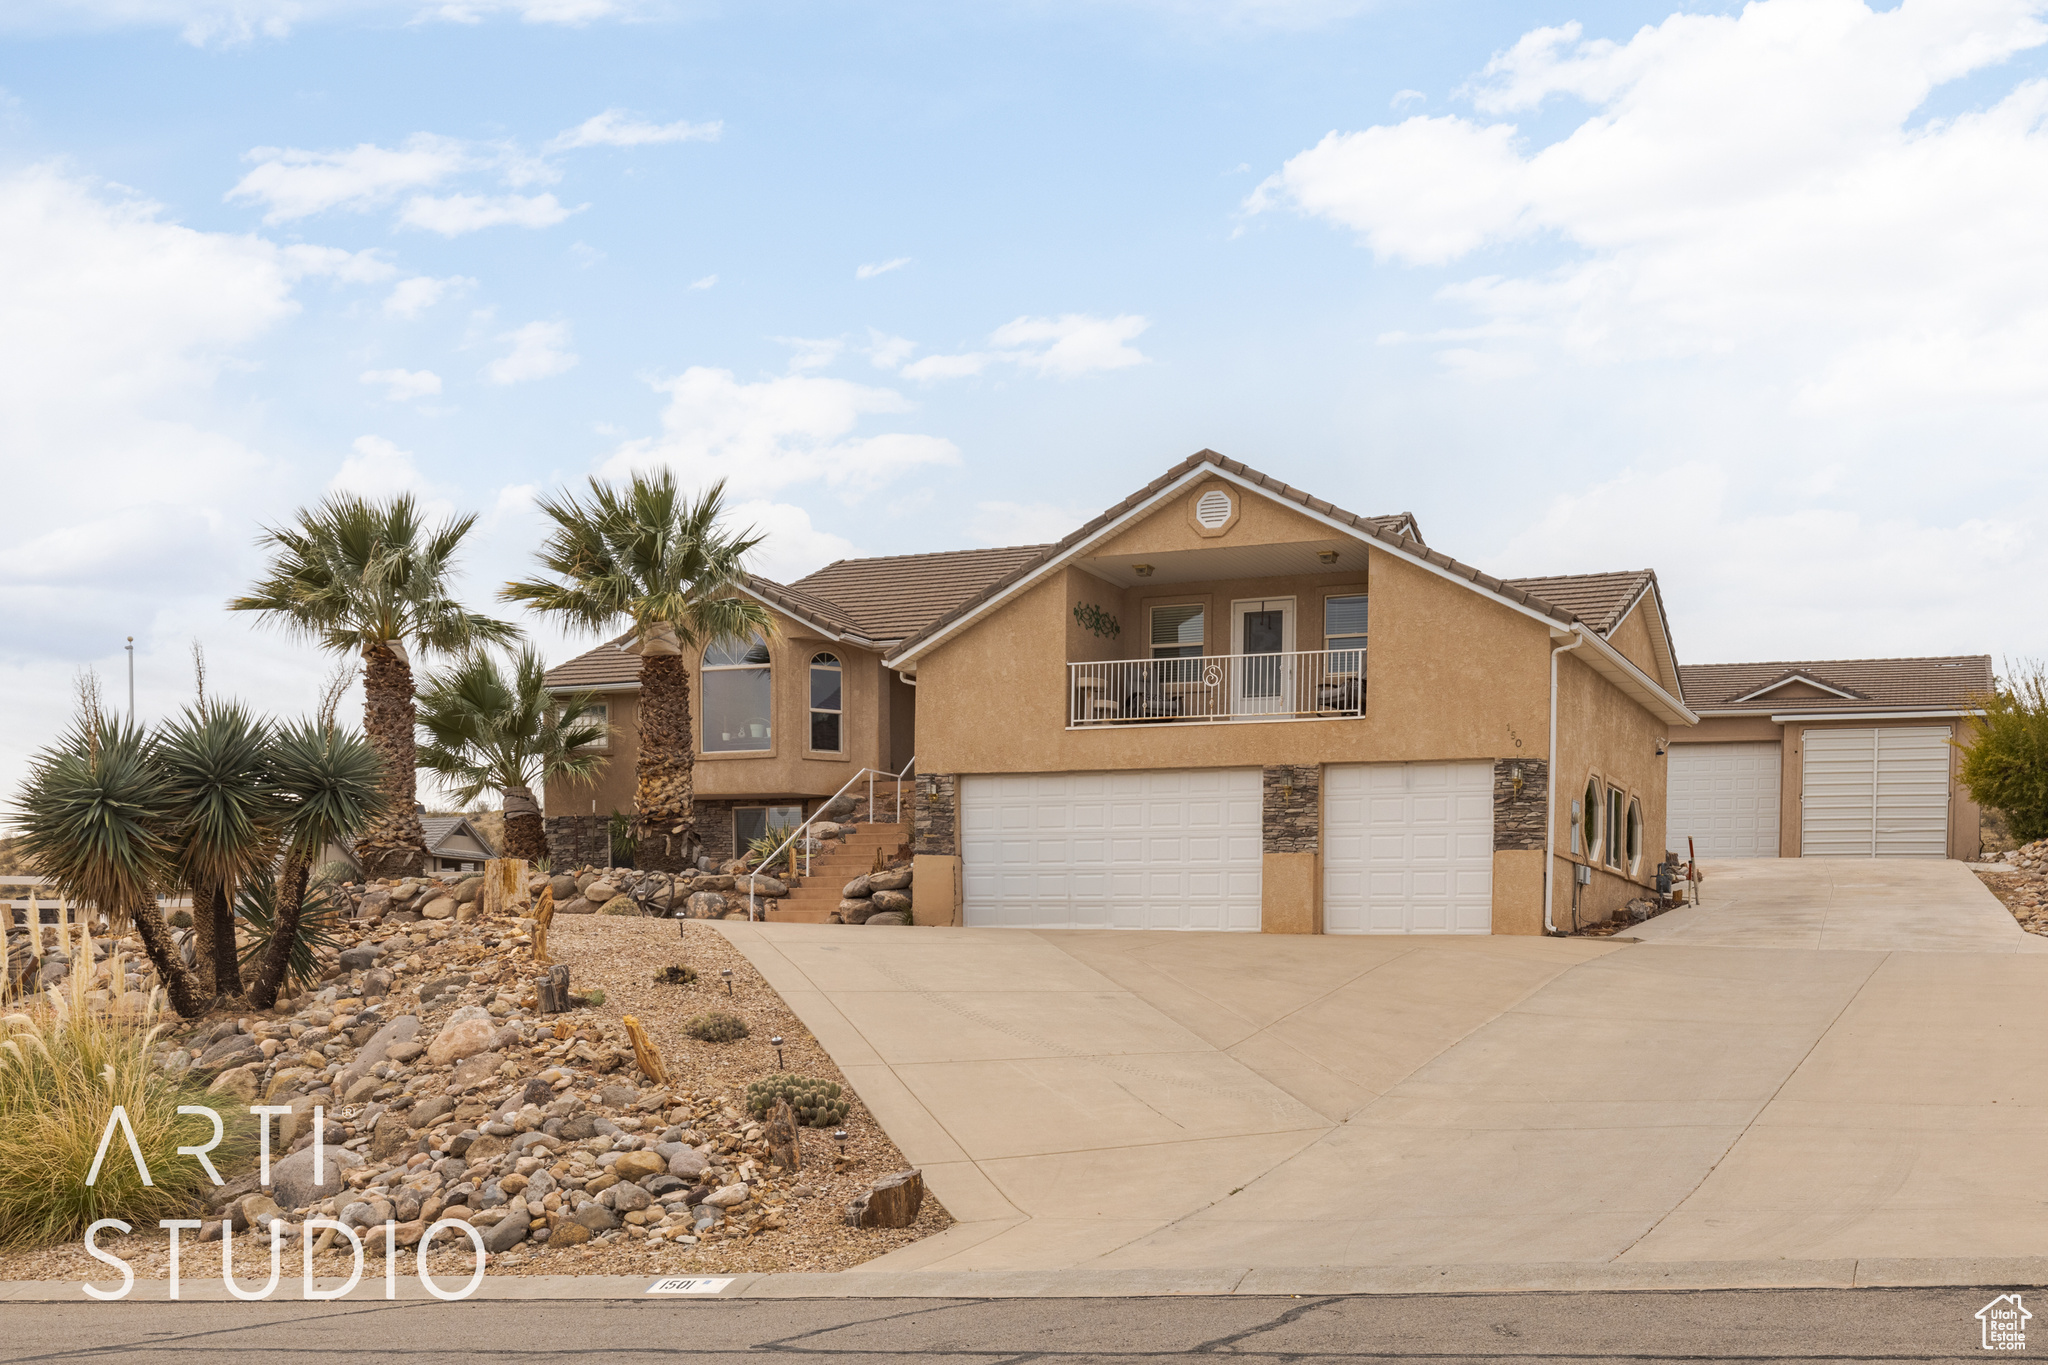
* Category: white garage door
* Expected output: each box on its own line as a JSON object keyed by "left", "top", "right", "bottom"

{"left": 1323, "top": 762, "right": 1493, "bottom": 934}
{"left": 959, "top": 770, "right": 1262, "bottom": 930}
{"left": 1801, "top": 726, "right": 1951, "bottom": 858}
{"left": 1667, "top": 742, "right": 1782, "bottom": 859}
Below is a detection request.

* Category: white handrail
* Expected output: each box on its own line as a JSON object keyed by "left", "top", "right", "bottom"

{"left": 747, "top": 756, "right": 916, "bottom": 920}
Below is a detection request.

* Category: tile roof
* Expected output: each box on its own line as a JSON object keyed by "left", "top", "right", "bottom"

{"left": 1680, "top": 655, "right": 1993, "bottom": 713}
{"left": 541, "top": 637, "right": 640, "bottom": 690}
{"left": 789, "top": 545, "right": 1054, "bottom": 641}
{"left": 420, "top": 815, "right": 497, "bottom": 858}
{"left": 1501, "top": 571, "right": 1655, "bottom": 636}
{"left": 886, "top": 449, "right": 1620, "bottom": 663}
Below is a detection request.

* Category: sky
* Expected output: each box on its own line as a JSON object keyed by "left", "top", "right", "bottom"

{"left": 3, "top": 0, "right": 2047, "bottom": 801}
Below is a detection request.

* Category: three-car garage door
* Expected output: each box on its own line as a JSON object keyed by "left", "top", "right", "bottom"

{"left": 1667, "top": 742, "right": 1782, "bottom": 858}
{"left": 959, "top": 770, "right": 1262, "bottom": 929}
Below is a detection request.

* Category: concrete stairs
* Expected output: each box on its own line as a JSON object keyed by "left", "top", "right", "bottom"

{"left": 763, "top": 822, "right": 911, "bottom": 924}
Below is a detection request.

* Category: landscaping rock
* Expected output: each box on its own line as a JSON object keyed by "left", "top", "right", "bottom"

{"left": 846, "top": 1169, "right": 924, "bottom": 1229}
{"left": 840, "top": 875, "right": 873, "bottom": 899}
{"left": 868, "top": 868, "right": 913, "bottom": 892}
{"left": 864, "top": 911, "right": 910, "bottom": 926}
{"left": 684, "top": 892, "right": 727, "bottom": 920}
{"left": 597, "top": 895, "right": 640, "bottom": 917}
{"left": 482, "top": 1211, "right": 530, "bottom": 1253}
{"left": 612, "top": 1150, "right": 665, "bottom": 1181}
{"left": 426, "top": 1009, "right": 497, "bottom": 1066}
{"left": 269, "top": 1146, "right": 363, "bottom": 1210}
{"left": 870, "top": 889, "right": 912, "bottom": 914}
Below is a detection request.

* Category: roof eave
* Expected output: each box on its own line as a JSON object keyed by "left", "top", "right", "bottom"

{"left": 1563, "top": 623, "right": 1699, "bottom": 726}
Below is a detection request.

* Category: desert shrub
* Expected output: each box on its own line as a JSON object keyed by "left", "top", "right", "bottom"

{"left": 683, "top": 1010, "right": 748, "bottom": 1043}
{"left": 654, "top": 965, "right": 698, "bottom": 986}
{"left": 746, "top": 826, "right": 798, "bottom": 874}
{"left": 607, "top": 811, "right": 637, "bottom": 868}
{"left": 1957, "top": 663, "right": 2048, "bottom": 844}
{"left": 234, "top": 877, "right": 342, "bottom": 992}
{"left": 745, "top": 1073, "right": 848, "bottom": 1127}
{"left": 0, "top": 1000, "right": 257, "bottom": 1246}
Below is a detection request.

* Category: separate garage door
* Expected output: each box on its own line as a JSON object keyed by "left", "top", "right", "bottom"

{"left": 960, "top": 770, "right": 1262, "bottom": 930}
{"left": 1801, "top": 726, "right": 1951, "bottom": 858}
{"left": 1667, "top": 742, "right": 1782, "bottom": 859}
{"left": 1323, "top": 762, "right": 1493, "bottom": 934}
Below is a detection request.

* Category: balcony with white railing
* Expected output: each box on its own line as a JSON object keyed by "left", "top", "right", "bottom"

{"left": 1068, "top": 649, "right": 1365, "bottom": 728}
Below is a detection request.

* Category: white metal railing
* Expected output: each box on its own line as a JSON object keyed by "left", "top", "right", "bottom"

{"left": 747, "top": 756, "right": 916, "bottom": 920}
{"left": 1068, "top": 651, "right": 1365, "bottom": 728}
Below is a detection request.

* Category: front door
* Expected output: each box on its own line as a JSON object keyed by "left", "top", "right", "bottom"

{"left": 1231, "top": 598, "right": 1295, "bottom": 716}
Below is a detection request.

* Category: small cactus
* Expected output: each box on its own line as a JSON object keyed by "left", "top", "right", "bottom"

{"left": 683, "top": 1009, "right": 749, "bottom": 1043}
{"left": 654, "top": 964, "right": 698, "bottom": 986}
{"left": 745, "top": 1072, "right": 850, "bottom": 1127}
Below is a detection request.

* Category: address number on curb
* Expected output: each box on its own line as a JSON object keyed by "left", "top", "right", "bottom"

{"left": 647, "top": 1278, "right": 735, "bottom": 1295}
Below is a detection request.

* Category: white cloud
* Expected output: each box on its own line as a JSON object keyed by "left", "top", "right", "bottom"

{"left": 382, "top": 274, "right": 473, "bottom": 319}
{"left": 228, "top": 134, "right": 468, "bottom": 223}
{"left": 969, "top": 500, "right": 1090, "bottom": 546}
{"left": 902, "top": 313, "right": 1152, "bottom": 382}
{"left": 546, "top": 109, "right": 722, "bottom": 152}
{"left": 398, "top": 192, "right": 579, "bottom": 235}
{"left": 329, "top": 433, "right": 428, "bottom": 494}
{"left": 360, "top": 367, "right": 442, "bottom": 400}
{"left": 778, "top": 336, "right": 844, "bottom": 373}
{"left": 856, "top": 257, "right": 912, "bottom": 280}
{"left": 484, "top": 320, "right": 577, "bottom": 384}
{"left": 3, "top": 0, "right": 642, "bottom": 45}
{"left": 689, "top": 274, "right": 718, "bottom": 290}
{"left": 864, "top": 330, "right": 916, "bottom": 370}
{"left": 600, "top": 367, "right": 960, "bottom": 499}
{"left": 724, "top": 500, "right": 862, "bottom": 583}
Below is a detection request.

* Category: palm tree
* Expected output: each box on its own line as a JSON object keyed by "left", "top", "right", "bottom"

{"left": 228, "top": 493, "right": 516, "bottom": 879}
{"left": 416, "top": 646, "right": 611, "bottom": 861}
{"left": 12, "top": 703, "right": 208, "bottom": 1017}
{"left": 247, "top": 719, "right": 384, "bottom": 1010}
{"left": 501, "top": 472, "right": 769, "bottom": 873}
{"left": 155, "top": 701, "right": 276, "bottom": 998}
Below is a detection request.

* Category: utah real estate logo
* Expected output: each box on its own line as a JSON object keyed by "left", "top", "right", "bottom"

{"left": 1978, "top": 1294, "right": 2031, "bottom": 1351}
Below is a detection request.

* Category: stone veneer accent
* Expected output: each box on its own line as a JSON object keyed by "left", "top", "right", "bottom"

{"left": 1262, "top": 765, "right": 1320, "bottom": 854}
{"left": 913, "top": 773, "right": 959, "bottom": 857}
{"left": 542, "top": 814, "right": 608, "bottom": 869}
{"left": 1492, "top": 757, "right": 1549, "bottom": 851}
{"left": 692, "top": 801, "right": 738, "bottom": 863}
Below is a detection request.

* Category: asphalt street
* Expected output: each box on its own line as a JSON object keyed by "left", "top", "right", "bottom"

{"left": 0, "top": 1286, "right": 2032, "bottom": 1362}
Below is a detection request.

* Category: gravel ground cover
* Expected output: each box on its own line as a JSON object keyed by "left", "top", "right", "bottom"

{"left": 1974, "top": 837, "right": 2048, "bottom": 935}
{"left": 0, "top": 895, "right": 947, "bottom": 1286}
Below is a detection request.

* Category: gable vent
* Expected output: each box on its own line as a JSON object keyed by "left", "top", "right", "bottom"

{"left": 1194, "top": 488, "right": 1233, "bottom": 529}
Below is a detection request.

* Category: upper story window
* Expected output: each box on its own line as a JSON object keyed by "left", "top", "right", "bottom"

{"left": 703, "top": 634, "right": 772, "bottom": 752}
{"left": 1324, "top": 594, "right": 1367, "bottom": 674}
{"left": 1150, "top": 605, "right": 1204, "bottom": 658}
{"left": 809, "top": 652, "right": 843, "bottom": 753}
{"left": 569, "top": 701, "right": 608, "bottom": 750}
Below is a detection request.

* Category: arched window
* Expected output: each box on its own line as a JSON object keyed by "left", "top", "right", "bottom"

{"left": 1625, "top": 796, "right": 1644, "bottom": 874}
{"left": 1582, "top": 775, "right": 1604, "bottom": 862}
{"left": 703, "top": 635, "right": 772, "bottom": 752}
{"left": 809, "top": 652, "right": 843, "bottom": 753}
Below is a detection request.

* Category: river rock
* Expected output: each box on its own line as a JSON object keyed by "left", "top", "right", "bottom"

{"left": 613, "top": 1150, "right": 665, "bottom": 1181}
{"left": 840, "top": 875, "right": 872, "bottom": 899}
{"left": 421, "top": 897, "right": 456, "bottom": 921}
{"left": 868, "top": 867, "right": 913, "bottom": 892}
{"left": 839, "top": 899, "right": 878, "bottom": 924}
{"left": 870, "top": 889, "right": 912, "bottom": 914}
{"left": 427, "top": 1008, "right": 496, "bottom": 1066}
{"left": 269, "top": 1146, "right": 363, "bottom": 1210}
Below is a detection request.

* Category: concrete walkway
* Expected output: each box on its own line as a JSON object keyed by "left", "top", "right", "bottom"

{"left": 720, "top": 916, "right": 2048, "bottom": 1278}
{"left": 1628, "top": 858, "right": 2048, "bottom": 952}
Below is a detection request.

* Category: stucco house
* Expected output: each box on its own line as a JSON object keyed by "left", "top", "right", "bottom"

{"left": 1664, "top": 656, "right": 1991, "bottom": 860}
{"left": 546, "top": 451, "right": 1704, "bottom": 934}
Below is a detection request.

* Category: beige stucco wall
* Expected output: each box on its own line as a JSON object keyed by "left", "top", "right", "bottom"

{"left": 1550, "top": 647, "right": 1669, "bottom": 929}
{"left": 1666, "top": 713, "right": 1983, "bottom": 860}
{"left": 1605, "top": 606, "right": 1665, "bottom": 691}
{"left": 1261, "top": 852, "right": 1321, "bottom": 933}
{"left": 546, "top": 689, "right": 639, "bottom": 819}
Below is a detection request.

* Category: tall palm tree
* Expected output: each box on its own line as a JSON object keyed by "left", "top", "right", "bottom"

{"left": 416, "top": 646, "right": 611, "bottom": 861}
{"left": 228, "top": 493, "right": 516, "bottom": 879}
{"left": 247, "top": 719, "right": 384, "bottom": 1010}
{"left": 155, "top": 701, "right": 276, "bottom": 998}
{"left": 502, "top": 472, "right": 769, "bottom": 872}
{"left": 12, "top": 708, "right": 207, "bottom": 1017}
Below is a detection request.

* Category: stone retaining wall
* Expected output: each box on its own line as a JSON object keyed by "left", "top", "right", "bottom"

{"left": 542, "top": 815, "right": 608, "bottom": 869}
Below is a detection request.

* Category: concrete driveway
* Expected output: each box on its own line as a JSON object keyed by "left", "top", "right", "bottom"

{"left": 1628, "top": 858, "right": 2048, "bottom": 952}
{"left": 720, "top": 894, "right": 2048, "bottom": 1277}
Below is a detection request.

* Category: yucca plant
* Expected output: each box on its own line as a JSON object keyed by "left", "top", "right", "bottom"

{"left": 0, "top": 996, "right": 256, "bottom": 1247}
{"left": 229, "top": 493, "right": 516, "bottom": 879}
{"left": 234, "top": 877, "right": 343, "bottom": 993}
{"left": 415, "top": 645, "right": 609, "bottom": 861}
{"left": 154, "top": 700, "right": 276, "bottom": 998}
{"left": 502, "top": 472, "right": 770, "bottom": 872}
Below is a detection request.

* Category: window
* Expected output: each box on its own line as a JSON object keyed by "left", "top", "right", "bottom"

{"left": 1582, "top": 776, "right": 1604, "bottom": 861}
{"left": 1150, "top": 604, "right": 1205, "bottom": 683}
{"left": 1324, "top": 594, "right": 1367, "bottom": 675}
{"left": 809, "top": 652, "right": 843, "bottom": 752}
{"left": 703, "top": 635, "right": 772, "bottom": 752}
{"left": 1625, "top": 796, "right": 1644, "bottom": 874}
{"left": 1606, "top": 785, "right": 1625, "bottom": 869}
{"left": 568, "top": 701, "right": 608, "bottom": 749}
{"left": 734, "top": 804, "right": 805, "bottom": 851}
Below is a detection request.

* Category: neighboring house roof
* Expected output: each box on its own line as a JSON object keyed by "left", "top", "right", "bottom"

{"left": 420, "top": 814, "right": 498, "bottom": 860}
{"left": 542, "top": 638, "right": 641, "bottom": 691}
{"left": 880, "top": 450, "right": 1695, "bottom": 725}
{"left": 1681, "top": 656, "right": 1993, "bottom": 715}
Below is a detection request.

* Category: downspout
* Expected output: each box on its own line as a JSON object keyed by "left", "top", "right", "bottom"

{"left": 1544, "top": 630, "right": 1585, "bottom": 937}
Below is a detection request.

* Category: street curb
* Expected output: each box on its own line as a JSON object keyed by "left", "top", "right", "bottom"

{"left": 9, "top": 1256, "right": 2048, "bottom": 1302}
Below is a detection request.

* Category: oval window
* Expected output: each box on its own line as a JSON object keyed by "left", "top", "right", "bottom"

{"left": 1626, "top": 797, "right": 1644, "bottom": 873}
{"left": 1582, "top": 776, "right": 1603, "bottom": 860}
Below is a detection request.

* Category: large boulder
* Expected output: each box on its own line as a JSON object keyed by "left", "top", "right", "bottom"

{"left": 427, "top": 1007, "right": 497, "bottom": 1067}
{"left": 864, "top": 910, "right": 910, "bottom": 926}
{"left": 868, "top": 867, "right": 913, "bottom": 892}
{"left": 558, "top": 897, "right": 596, "bottom": 916}
{"left": 334, "top": 1016, "right": 419, "bottom": 1096}
{"left": 840, "top": 875, "right": 872, "bottom": 899}
{"left": 839, "top": 898, "right": 879, "bottom": 925}
{"left": 870, "top": 889, "right": 912, "bottom": 914}
{"left": 684, "top": 892, "right": 727, "bottom": 920}
{"left": 583, "top": 879, "right": 620, "bottom": 903}
{"left": 549, "top": 874, "right": 580, "bottom": 902}
{"left": 732, "top": 874, "right": 787, "bottom": 898}
{"left": 597, "top": 895, "right": 640, "bottom": 917}
{"left": 269, "top": 1146, "right": 363, "bottom": 1211}
{"left": 846, "top": 1169, "right": 924, "bottom": 1229}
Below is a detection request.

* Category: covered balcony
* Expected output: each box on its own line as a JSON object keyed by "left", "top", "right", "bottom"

{"left": 1068, "top": 648, "right": 1364, "bottom": 727}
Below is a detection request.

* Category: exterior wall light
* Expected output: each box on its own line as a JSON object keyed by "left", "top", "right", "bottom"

{"left": 1655, "top": 739, "right": 1669, "bottom": 757}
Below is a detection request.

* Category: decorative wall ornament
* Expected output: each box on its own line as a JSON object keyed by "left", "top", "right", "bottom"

{"left": 1072, "top": 602, "right": 1120, "bottom": 638}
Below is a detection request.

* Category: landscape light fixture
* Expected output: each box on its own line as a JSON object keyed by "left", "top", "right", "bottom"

{"left": 721, "top": 967, "right": 733, "bottom": 997}
{"left": 771, "top": 1035, "right": 785, "bottom": 1068}
{"left": 833, "top": 1129, "right": 849, "bottom": 1157}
